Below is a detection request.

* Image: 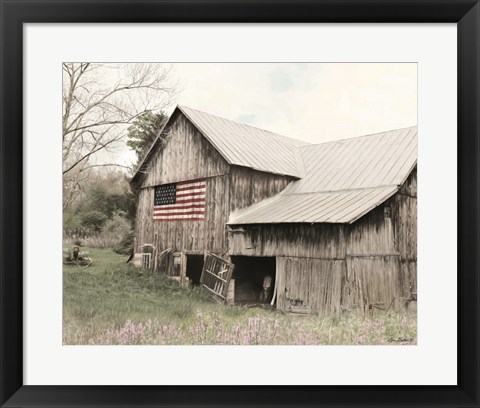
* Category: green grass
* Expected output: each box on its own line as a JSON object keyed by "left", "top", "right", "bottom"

{"left": 63, "top": 247, "right": 417, "bottom": 345}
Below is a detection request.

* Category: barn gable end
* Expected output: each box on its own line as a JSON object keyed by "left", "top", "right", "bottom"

{"left": 135, "top": 112, "right": 230, "bottom": 189}
{"left": 133, "top": 111, "right": 232, "bottom": 274}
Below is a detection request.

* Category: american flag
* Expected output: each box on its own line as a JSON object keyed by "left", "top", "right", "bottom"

{"left": 153, "top": 178, "right": 206, "bottom": 221}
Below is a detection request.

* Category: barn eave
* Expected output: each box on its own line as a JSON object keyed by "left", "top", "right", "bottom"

{"left": 227, "top": 164, "right": 417, "bottom": 226}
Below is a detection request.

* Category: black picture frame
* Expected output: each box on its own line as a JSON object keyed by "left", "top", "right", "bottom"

{"left": 1, "top": 1, "right": 479, "bottom": 407}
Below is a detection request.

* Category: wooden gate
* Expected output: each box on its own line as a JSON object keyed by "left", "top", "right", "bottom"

{"left": 200, "top": 253, "right": 234, "bottom": 302}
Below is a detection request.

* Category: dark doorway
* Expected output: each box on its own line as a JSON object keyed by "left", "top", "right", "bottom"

{"left": 231, "top": 256, "right": 276, "bottom": 305}
{"left": 186, "top": 254, "right": 204, "bottom": 286}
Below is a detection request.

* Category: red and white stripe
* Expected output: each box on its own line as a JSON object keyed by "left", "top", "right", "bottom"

{"left": 153, "top": 179, "right": 206, "bottom": 221}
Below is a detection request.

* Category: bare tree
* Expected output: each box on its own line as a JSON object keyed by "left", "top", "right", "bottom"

{"left": 62, "top": 63, "right": 175, "bottom": 208}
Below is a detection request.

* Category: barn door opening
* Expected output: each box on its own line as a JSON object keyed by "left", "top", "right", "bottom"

{"left": 230, "top": 256, "right": 276, "bottom": 306}
{"left": 200, "top": 253, "right": 234, "bottom": 302}
{"left": 186, "top": 254, "right": 204, "bottom": 286}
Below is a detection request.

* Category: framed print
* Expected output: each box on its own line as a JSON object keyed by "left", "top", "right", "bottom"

{"left": 0, "top": 0, "right": 479, "bottom": 407}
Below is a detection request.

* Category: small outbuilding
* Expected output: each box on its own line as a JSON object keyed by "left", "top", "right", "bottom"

{"left": 131, "top": 105, "right": 417, "bottom": 314}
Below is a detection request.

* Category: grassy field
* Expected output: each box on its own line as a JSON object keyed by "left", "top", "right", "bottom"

{"left": 63, "top": 247, "right": 417, "bottom": 345}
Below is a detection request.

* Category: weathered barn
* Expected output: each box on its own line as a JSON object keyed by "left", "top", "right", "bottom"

{"left": 131, "top": 105, "right": 417, "bottom": 315}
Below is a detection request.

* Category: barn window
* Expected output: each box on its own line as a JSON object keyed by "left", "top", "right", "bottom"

{"left": 384, "top": 206, "right": 391, "bottom": 219}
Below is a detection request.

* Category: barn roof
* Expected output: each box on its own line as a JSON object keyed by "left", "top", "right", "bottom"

{"left": 132, "top": 105, "right": 308, "bottom": 181}
{"left": 228, "top": 126, "right": 417, "bottom": 224}
{"left": 178, "top": 106, "right": 308, "bottom": 177}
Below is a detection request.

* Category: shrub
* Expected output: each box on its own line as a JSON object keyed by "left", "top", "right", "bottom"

{"left": 81, "top": 212, "right": 132, "bottom": 249}
{"left": 80, "top": 210, "right": 108, "bottom": 233}
{"left": 113, "top": 230, "right": 134, "bottom": 255}
{"left": 103, "top": 211, "right": 131, "bottom": 237}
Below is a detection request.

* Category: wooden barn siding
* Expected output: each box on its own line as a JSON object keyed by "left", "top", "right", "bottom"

{"left": 135, "top": 175, "right": 231, "bottom": 273}
{"left": 229, "top": 223, "right": 346, "bottom": 259}
{"left": 133, "top": 114, "right": 232, "bottom": 273}
{"left": 276, "top": 257, "right": 343, "bottom": 315}
{"left": 137, "top": 113, "right": 230, "bottom": 189}
{"left": 135, "top": 186, "right": 154, "bottom": 250}
{"left": 229, "top": 167, "right": 294, "bottom": 212}
{"left": 393, "top": 168, "right": 417, "bottom": 296}
{"left": 394, "top": 168, "right": 417, "bottom": 260}
{"left": 228, "top": 169, "right": 417, "bottom": 314}
{"left": 399, "top": 165, "right": 417, "bottom": 197}
{"left": 342, "top": 197, "right": 405, "bottom": 311}
{"left": 346, "top": 203, "right": 396, "bottom": 256}
{"left": 346, "top": 168, "right": 417, "bottom": 305}
{"left": 345, "top": 256, "right": 402, "bottom": 310}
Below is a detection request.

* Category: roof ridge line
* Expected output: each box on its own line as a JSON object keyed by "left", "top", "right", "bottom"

{"left": 178, "top": 104, "right": 309, "bottom": 146}
{"left": 299, "top": 125, "right": 418, "bottom": 150}
{"left": 178, "top": 105, "right": 304, "bottom": 177}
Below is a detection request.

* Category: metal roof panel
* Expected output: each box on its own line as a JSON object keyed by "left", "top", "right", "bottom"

{"left": 229, "top": 126, "right": 416, "bottom": 224}
{"left": 178, "top": 105, "right": 308, "bottom": 177}
{"left": 284, "top": 127, "right": 417, "bottom": 194}
{"left": 228, "top": 186, "right": 399, "bottom": 224}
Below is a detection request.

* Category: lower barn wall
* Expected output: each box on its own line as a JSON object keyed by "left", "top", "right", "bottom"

{"left": 392, "top": 191, "right": 417, "bottom": 297}
{"left": 276, "top": 257, "right": 343, "bottom": 315}
{"left": 274, "top": 255, "right": 403, "bottom": 315}
{"left": 229, "top": 185, "right": 417, "bottom": 314}
{"left": 344, "top": 255, "right": 404, "bottom": 312}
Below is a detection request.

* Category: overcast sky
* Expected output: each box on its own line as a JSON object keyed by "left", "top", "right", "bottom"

{"left": 174, "top": 63, "right": 416, "bottom": 140}
{"left": 118, "top": 63, "right": 417, "bottom": 166}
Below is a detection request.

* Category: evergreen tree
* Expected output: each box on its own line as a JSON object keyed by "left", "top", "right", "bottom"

{"left": 127, "top": 111, "right": 168, "bottom": 167}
